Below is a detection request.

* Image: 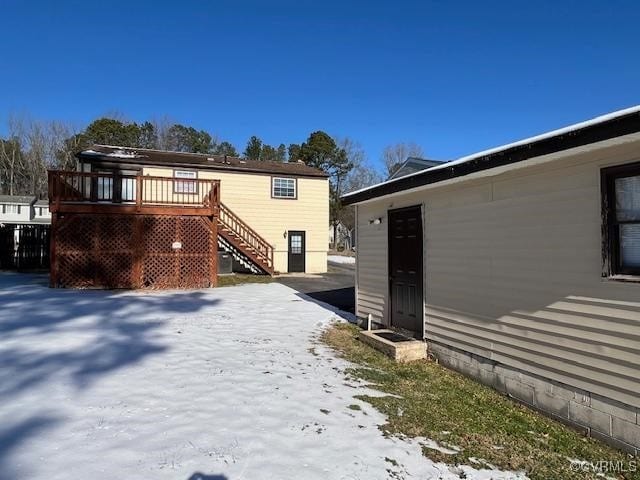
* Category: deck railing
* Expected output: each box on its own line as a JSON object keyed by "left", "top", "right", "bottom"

{"left": 48, "top": 170, "right": 220, "bottom": 213}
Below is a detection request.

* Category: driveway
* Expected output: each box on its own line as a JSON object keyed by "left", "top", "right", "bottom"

{"left": 277, "top": 260, "right": 355, "bottom": 314}
{"left": 0, "top": 273, "right": 519, "bottom": 480}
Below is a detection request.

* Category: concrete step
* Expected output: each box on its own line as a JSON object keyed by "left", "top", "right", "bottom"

{"left": 358, "top": 329, "right": 426, "bottom": 363}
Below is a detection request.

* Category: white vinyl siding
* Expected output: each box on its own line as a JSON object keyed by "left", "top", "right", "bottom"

{"left": 355, "top": 137, "right": 640, "bottom": 408}
{"left": 272, "top": 177, "right": 296, "bottom": 198}
{"left": 143, "top": 167, "right": 328, "bottom": 273}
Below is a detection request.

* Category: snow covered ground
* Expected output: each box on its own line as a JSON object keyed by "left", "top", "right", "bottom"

{"left": 327, "top": 255, "right": 356, "bottom": 265}
{"left": 0, "top": 273, "right": 526, "bottom": 480}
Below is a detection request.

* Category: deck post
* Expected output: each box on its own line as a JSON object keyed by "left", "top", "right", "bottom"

{"left": 210, "top": 214, "right": 218, "bottom": 287}
{"left": 49, "top": 213, "right": 58, "bottom": 288}
{"left": 132, "top": 216, "right": 143, "bottom": 288}
{"left": 136, "top": 175, "right": 143, "bottom": 212}
{"left": 55, "top": 175, "right": 61, "bottom": 213}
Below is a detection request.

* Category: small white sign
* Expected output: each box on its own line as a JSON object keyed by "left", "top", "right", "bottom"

{"left": 172, "top": 241, "right": 182, "bottom": 250}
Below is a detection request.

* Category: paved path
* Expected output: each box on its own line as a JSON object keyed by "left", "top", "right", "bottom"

{"left": 277, "top": 262, "right": 355, "bottom": 314}
{"left": 0, "top": 272, "right": 522, "bottom": 480}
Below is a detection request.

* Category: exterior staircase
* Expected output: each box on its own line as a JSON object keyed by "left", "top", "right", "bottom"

{"left": 216, "top": 202, "right": 275, "bottom": 275}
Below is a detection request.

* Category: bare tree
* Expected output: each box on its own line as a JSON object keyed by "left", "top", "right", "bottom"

{"left": 50, "top": 120, "right": 84, "bottom": 170}
{"left": 0, "top": 137, "right": 23, "bottom": 196}
{"left": 152, "top": 115, "right": 176, "bottom": 151}
{"left": 0, "top": 115, "right": 31, "bottom": 196}
{"left": 382, "top": 142, "right": 424, "bottom": 178}
{"left": 333, "top": 137, "right": 384, "bottom": 248}
{"left": 1, "top": 114, "right": 81, "bottom": 197}
{"left": 24, "top": 119, "right": 49, "bottom": 195}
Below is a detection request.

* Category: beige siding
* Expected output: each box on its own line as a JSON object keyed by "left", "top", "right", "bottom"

{"left": 356, "top": 138, "right": 640, "bottom": 407}
{"left": 144, "top": 167, "right": 328, "bottom": 273}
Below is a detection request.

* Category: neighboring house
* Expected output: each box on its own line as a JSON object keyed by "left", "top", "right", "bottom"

{"left": 328, "top": 221, "right": 354, "bottom": 250}
{"left": 48, "top": 145, "right": 328, "bottom": 288}
{"left": 33, "top": 199, "right": 52, "bottom": 224}
{"left": 388, "top": 157, "right": 445, "bottom": 180}
{"left": 0, "top": 196, "right": 51, "bottom": 270}
{"left": 0, "top": 196, "right": 51, "bottom": 225}
{"left": 0, "top": 195, "right": 37, "bottom": 224}
{"left": 343, "top": 106, "right": 640, "bottom": 452}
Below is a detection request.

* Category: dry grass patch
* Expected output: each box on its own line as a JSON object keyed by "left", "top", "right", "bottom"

{"left": 217, "top": 273, "right": 274, "bottom": 287}
{"left": 321, "top": 323, "right": 639, "bottom": 480}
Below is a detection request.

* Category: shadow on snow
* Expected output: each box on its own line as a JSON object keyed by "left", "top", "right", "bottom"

{"left": 0, "top": 272, "right": 222, "bottom": 478}
{"left": 186, "top": 473, "right": 228, "bottom": 480}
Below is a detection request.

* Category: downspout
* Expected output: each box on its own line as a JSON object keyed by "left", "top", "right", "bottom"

{"left": 355, "top": 204, "right": 361, "bottom": 327}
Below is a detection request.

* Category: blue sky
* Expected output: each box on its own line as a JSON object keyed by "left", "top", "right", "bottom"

{"left": 1, "top": 0, "right": 638, "bottom": 170}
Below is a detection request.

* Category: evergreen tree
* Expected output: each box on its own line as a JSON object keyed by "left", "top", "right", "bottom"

{"left": 244, "top": 136, "right": 262, "bottom": 160}
{"left": 297, "top": 131, "right": 353, "bottom": 247}
{"left": 214, "top": 141, "right": 238, "bottom": 157}
{"left": 288, "top": 143, "right": 301, "bottom": 162}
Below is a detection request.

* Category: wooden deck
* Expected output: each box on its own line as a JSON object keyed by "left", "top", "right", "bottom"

{"left": 48, "top": 170, "right": 275, "bottom": 277}
{"left": 48, "top": 170, "right": 220, "bottom": 216}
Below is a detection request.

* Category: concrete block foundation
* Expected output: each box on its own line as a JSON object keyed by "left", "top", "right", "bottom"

{"left": 429, "top": 341, "right": 640, "bottom": 454}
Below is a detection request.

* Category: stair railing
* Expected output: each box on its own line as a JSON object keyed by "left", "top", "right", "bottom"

{"left": 218, "top": 202, "right": 274, "bottom": 270}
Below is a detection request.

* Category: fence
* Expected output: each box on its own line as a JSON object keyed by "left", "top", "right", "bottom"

{"left": 0, "top": 223, "right": 50, "bottom": 270}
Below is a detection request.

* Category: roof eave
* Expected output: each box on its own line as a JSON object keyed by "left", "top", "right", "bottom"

{"left": 343, "top": 110, "right": 640, "bottom": 205}
{"left": 76, "top": 152, "right": 329, "bottom": 179}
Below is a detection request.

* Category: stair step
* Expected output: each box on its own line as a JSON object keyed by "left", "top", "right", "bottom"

{"left": 216, "top": 205, "right": 274, "bottom": 275}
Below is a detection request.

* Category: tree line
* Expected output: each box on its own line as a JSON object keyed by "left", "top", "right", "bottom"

{"left": 0, "top": 113, "right": 423, "bottom": 247}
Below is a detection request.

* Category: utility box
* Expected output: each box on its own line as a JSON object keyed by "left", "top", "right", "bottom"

{"left": 218, "top": 251, "right": 233, "bottom": 274}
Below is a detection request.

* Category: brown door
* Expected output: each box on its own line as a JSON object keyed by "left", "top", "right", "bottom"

{"left": 388, "top": 206, "right": 423, "bottom": 337}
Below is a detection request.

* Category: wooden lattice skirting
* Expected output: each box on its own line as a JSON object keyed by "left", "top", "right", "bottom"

{"left": 50, "top": 213, "right": 218, "bottom": 289}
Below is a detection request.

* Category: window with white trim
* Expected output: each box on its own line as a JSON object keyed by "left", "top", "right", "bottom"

{"left": 174, "top": 170, "right": 197, "bottom": 194}
{"left": 272, "top": 177, "right": 296, "bottom": 198}
{"left": 602, "top": 162, "right": 640, "bottom": 277}
{"left": 4, "top": 204, "right": 20, "bottom": 214}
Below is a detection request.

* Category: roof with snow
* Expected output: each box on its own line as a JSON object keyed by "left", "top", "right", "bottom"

{"left": 77, "top": 145, "right": 329, "bottom": 178}
{"left": 388, "top": 157, "right": 446, "bottom": 180}
{"left": 343, "top": 106, "right": 640, "bottom": 205}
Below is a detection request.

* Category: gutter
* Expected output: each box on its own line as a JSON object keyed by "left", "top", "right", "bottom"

{"left": 76, "top": 154, "right": 329, "bottom": 179}
{"left": 343, "top": 107, "right": 640, "bottom": 205}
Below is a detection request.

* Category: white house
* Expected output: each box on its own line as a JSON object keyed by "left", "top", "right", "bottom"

{"left": 32, "top": 199, "right": 51, "bottom": 224}
{"left": 343, "top": 106, "right": 640, "bottom": 452}
{"left": 0, "top": 196, "right": 37, "bottom": 224}
{"left": 0, "top": 195, "right": 51, "bottom": 225}
{"left": 0, "top": 195, "right": 51, "bottom": 270}
{"left": 328, "top": 221, "right": 354, "bottom": 250}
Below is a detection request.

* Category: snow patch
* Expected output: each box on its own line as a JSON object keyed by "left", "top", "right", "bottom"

{"left": 81, "top": 148, "right": 141, "bottom": 159}
{"left": 0, "top": 274, "right": 528, "bottom": 480}
{"left": 327, "top": 255, "right": 356, "bottom": 265}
